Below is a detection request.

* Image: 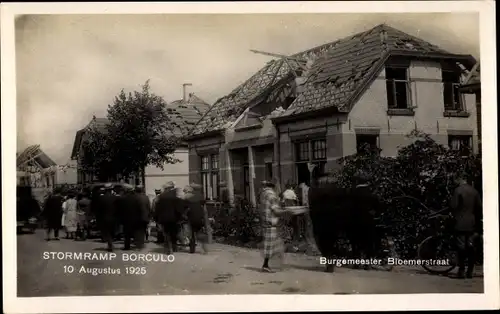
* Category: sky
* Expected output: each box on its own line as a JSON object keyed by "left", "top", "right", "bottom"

{"left": 15, "top": 13, "right": 480, "bottom": 164}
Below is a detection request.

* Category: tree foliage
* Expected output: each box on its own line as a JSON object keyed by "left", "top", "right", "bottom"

{"left": 80, "top": 126, "right": 116, "bottom": 181}
{"left": 330, "top": 129, "right": 482, "bottom": 257}
{"left": 80, "top": 80, "right": 181, "bottom": 181}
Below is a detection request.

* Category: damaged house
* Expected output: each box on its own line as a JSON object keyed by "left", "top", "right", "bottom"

{"left": 71, "top": 87, "right": 210, "bottom": 196}
{"left": 185, "top": 24, "right": 479, "bottom": 206}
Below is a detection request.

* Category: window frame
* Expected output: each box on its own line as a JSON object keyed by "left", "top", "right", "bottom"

{"left": 200, "top": 153, "right": 220, "bottom": 201}
{"left": 448, "top": 135, "right": 473, "bottom": 156}
{"left": 294, "top": 138, "right": 327, "bottom": 186}
{"left": 442, "top": 69, "right": 465, "bottom": 112}
{"left": 385, "top": 65, "right": 412, "bottom": 110}
{"left": 355, "top": 134, "right": 380, "bottom": 154}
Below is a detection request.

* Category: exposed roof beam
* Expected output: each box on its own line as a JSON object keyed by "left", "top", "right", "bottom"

{"left": 463, "top": 62, "right": 480, "bottom": 85}
{"left": 250, "top": 49, "right": 308, "bottom": 73}
{"left": 250, "top": 49, "right": 305, "bottom": 62}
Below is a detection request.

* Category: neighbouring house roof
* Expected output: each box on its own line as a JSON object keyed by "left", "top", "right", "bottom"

{"left": 70, "top": 96, "right": 209, "bottom": 160}
{"left": 189, "top": 23, "right": 476, "bottom": 136}
{"left": 70, "top": 117, "right": 109, "bottom": 160}
{"left": 166, "top": 93, "right": 211, "bottom": 136}
{"left": 17, "top": 145, "right": 57, "bottom": 170}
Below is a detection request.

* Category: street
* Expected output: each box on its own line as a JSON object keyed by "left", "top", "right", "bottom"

{"left": 17, "top": 230, "right": 484, "bottom": 296}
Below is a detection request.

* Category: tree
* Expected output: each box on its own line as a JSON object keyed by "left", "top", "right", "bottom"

{"left": 80, "top": 125, "right": 117, "bottom": 182}
{"left": 105, "top": 80, "right": 180, "bottom": 185}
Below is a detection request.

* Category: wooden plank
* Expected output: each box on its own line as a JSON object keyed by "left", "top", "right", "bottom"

{"left": 203, "top": 203, "right": 213, "bottom": 244}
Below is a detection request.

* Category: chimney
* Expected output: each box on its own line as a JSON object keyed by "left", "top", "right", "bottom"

{"left": 183, "top": 83, "right": 192, "bottom": 102}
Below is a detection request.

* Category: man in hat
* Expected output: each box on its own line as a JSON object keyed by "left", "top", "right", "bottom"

{"left": 134, "top": 185, "right": 150, "bottom": 248}
{"left": 116, "top": 184, "right": 142, "bottom": 250}
{"left": 450, "top": 172, "right": 482, "bottom": 279}
{"left": 184, "top": 183, "right": 209, "bottom": 254}
{"left": 95, "top": 183, "right": 118, "bottom": 252}
{"left": 152, "top": 188, "right": 164, "bottom": 243}
{"left": 259, "top": 180, "right": 288, "bottom": 273}
{"left": 346, "top": 172, "right": 380, "bottom": 268}
{"left": 42, "top": 188, "right": 64, "bottom": 241}
{"left": 155, "top": 181, "right": 183, "bottom": 254}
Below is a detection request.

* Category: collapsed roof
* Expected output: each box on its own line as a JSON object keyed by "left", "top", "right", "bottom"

{"left": 17, "top": 145, "right": 57, "bottom": 170}
{"left": 189, "top": 23, "right": 476, "bottom": 136}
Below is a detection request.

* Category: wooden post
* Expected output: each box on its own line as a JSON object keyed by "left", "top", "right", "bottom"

{"left": 305, "top": 163, "right": 319, "bottom": 253}
{"left": 203, "top": 203, "right": 213, "bottom": 244}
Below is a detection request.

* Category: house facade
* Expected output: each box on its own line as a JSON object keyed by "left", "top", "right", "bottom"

{"left": 71, "top": 91, "right": 210, "bottom": 196}
{"left": 185, "top": 24, "right": 479, "bottom": 207}
{"left": 459, "top": 62, "right": 481, "bottom": 153}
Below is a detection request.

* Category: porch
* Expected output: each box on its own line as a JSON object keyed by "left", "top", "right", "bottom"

{"left": 226, "top": 144, "right": 274, "bottom": 207}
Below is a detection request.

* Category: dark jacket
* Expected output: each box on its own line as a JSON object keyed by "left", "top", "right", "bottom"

{"left": 116, "top": 192, "right": 142, "bottom": 226}
{"left": 95, "top": 193, "right": 118, "bottom": 225}
{"left": 42, "top": 194, "right": 63, "bottom": 225}
{"left": 185, "top": 191, "right": 205, "bottom": 228}
{"left": 451, "top": 183, "right": 482, "bottom": 232}
{"left": 347, "top": 185, "right": 380, "bottom": 233}
{"left": 155, "top": 189, "right": 183, "bottom": 224}
{"left": 136, "top": 193, "right": 151, "bottom": 223}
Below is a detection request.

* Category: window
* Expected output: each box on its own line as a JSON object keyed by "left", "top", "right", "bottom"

{"left": 295, "top": 138, "right": 327, "bottom": 186}
{"left": 201, "top": 154, "right": 220, "bottom": 200}
{"left": 265, "top": 162, "right": 273, "bottom": 181}
{"left": 385, "top": 66, "right": 410, "bottom": 109}
{"left": 356, "top": 134, "right": 379, "bottom": 154}
{"left": 448, "top": 135, "right": 472, "bottom": 156}
{"left": 442, "top": 70, "right": 463, "bottom": 111}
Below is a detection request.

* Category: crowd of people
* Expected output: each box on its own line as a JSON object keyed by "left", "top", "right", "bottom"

{"left": 20, "top": 169, "right": 482, "bottom": 279}
{"left": 40, "top": 181, "right": 209, "bottom": 254}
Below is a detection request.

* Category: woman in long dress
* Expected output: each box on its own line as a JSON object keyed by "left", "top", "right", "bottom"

{"left": 63, "top": 192, "right": 79, "bottom": 239}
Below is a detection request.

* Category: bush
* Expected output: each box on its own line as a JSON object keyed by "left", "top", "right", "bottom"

{"left": 330, "top": 130, "right": 482, "bottom": 258}
{"left": 211, "top": 131, "right": 482, "bottom": 258}
{"left": 212, "top": 196, "right": 262, "bottom": 245}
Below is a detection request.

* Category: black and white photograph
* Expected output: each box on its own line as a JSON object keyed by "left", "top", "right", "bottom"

{"left": 2, "top": 1, "right": 498, "bottom": 313}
